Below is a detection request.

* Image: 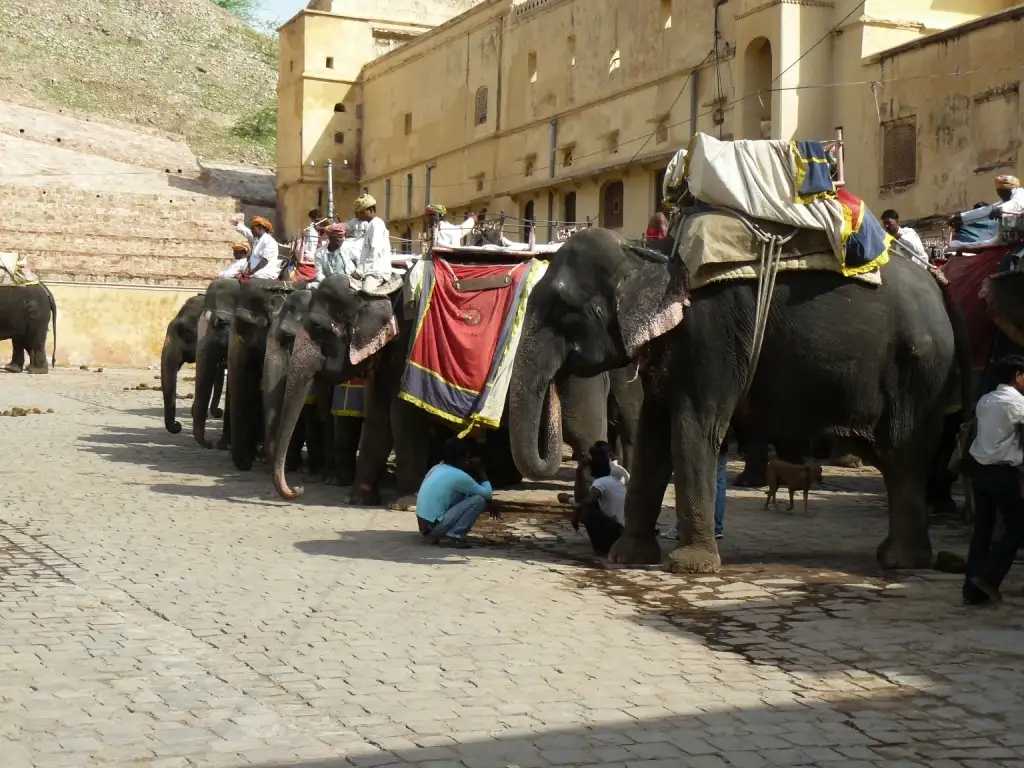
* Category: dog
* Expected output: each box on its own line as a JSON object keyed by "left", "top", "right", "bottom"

{"left": 765, "top": 458, "right": 823, "bottom": 513}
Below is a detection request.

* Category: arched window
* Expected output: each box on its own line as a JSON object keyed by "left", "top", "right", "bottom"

{"left": 523, "top": 200, "right": 535, "bottom": 240}
{"left": 334, "top": 103, "right": 346, "bottom": 113}
{"left": 474, "top": 86, "right": 488, "bottom": 126}
{"left": 563, "top": 191, "right": 577, "bottom": 224}
{"left": 600, "top": 180, "right": 624, "bottom": 229}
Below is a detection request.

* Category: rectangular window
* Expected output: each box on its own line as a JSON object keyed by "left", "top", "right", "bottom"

{"left": 562, "top": 145, "right": 574, "bottom": 168}
{"left": 384, "top": 179, "right": 391, "bottom": 220}
{"left": 608, "top": 130, "right": 619, "bottom": 154}
{"left": 406, "top": 173, "right": 413, "bottom": 216}
{"left": 404, "top": 113, "right": 412, "bottom": 135}
{"left": 656, "top": 122, "right": 669, "bottom": 144}
{"left": 661, "top": 0, "right": 672, "bottom": 29}
{"left": 528, "top": 51, "right": 537, "bottom": 84}
{"left": 568, "top": 36, "right": 576, "bottom": 67}
{"left": 425, "top": 165, "right": 433, "bottom": 206}
{"left": 524, "top": 154, "right": 536, "bottom": 177}
{"left": 333, "top": 131, "right": 344, "bottom": 145}
{"left": 326, "top": 57, "right": 334, "bottom": 69}
{"left": 356, "top": 103, "right": 364, "bottom": 119}
{"left": 881, "top": 118, "right": 917, "bottom": 187}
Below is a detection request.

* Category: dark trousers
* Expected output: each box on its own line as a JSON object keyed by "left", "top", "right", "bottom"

{"left": 578, "top": 502, "right": 624, "bottom": 557}
{"left": 964, "top": 463, "right": 1024, "bottom": 599}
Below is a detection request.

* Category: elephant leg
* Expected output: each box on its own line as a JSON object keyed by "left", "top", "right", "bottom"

{"left": 607, "top": 366, "right": 641, "bottom": 471}
{"left": 734, "top": 438, "right": 769, "bottom": 488}
{"left": 347, "top": 389, "right": 394, "bottom": 507}
{"left": 333, "top": 416, "right": 362, "bottom": 486}
{"left": 665, "top": 397, "right": 733, "bottom": 574}
{"left": 389, "top": 400, "right": 431, "bottom": 511}
{"left": 607, "top": 398, "right": 674, "bottom": 566}
{"left": 774, "top": 439, "right": 807, "bottom": 464}
{"left": 211, "top": 364, "right": 225, "bottom": 419}
{"left": 479, "top": 422, "right": 523, "bottom": 488}
{"left": 875, "top": 441, "right": 934, "bottom": 570}
{"left": 925, "top": 412, "right": 961, "bottom": 517}
{"left": 5, "top": 340, "right": 26, "bottom": 373}
{"left": 27, "top": 340, "right": 49, "bottom": 374}
{"left": 310, "top": 395, "right": 332, "bottom": 480}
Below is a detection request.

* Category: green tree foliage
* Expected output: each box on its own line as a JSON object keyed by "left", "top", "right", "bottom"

{"left": 232, "top": 105, "right": 277, "bottom": 142}
{"left": 213, "top": 0, "right": 261, "bottom": 23}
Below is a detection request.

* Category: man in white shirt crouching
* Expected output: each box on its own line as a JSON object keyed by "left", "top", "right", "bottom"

{"left": 964, "top": 354, "right": 1024, "bottom": 605}
{"left": 557, "top": 442, "right": 626, "bottom": 557}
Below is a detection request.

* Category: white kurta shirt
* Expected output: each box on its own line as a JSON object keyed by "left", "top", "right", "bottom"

{"left": 970, "top": 384, "right": 1024, "bottom": 466}
{"left": 222, "top": 224, "right": 283, "bottom": 280}
{"left": 356, "top": 216, "right": 393, "bottom": 279}
{"left": 436, "top": 217, "right": 477, "bottom": 247}
{"left": 893, "top": 226, "right": 929, "bottom": 268}
{"left": 959, "top": 188, "right": 1024, "bottom": 224}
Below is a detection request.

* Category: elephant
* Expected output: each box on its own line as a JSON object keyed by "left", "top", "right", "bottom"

{"left": 1, "top": 283, "right": 56, "bottom": 374}
{"left": 161, "top": 294, "right": 223, "bottom": 434}
{"left": 507, "top": 226, "right": 970, "bottom": 573}
{"left": 226, "top": 279, "right": 298, "bottom": 471}
{"left": 272, "top": 273, "right": 640, "bottom": 507}
{"left": 193, "top": 278, "right": 241, "bottom": 450}
{"left": 262, "top": 288, "right": 362, "bottom": 483}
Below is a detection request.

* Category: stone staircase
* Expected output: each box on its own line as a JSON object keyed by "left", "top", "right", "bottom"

{"left": 0, "top": 187, "right": 254, "bottom": 287}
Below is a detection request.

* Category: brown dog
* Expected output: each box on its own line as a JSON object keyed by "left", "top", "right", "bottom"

{"left": 765, "top": 458, "right": 823, "bottom": 513}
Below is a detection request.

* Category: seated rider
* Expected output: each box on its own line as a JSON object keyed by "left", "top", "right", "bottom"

{"left": 415, "top": 437, "right": 495, "bottom": 549}
{"left": 950, "top": 175, "right": 1024, "bottom": 231}
{"left": 311, "top": 222, "right": 351, "bottom": 287}
{"left": 286, "top": 208, "right": 326, "bottom": 282}
{"left": 221, "top": 242, "right": 252, "bottom": 280}
{"left": 351, "top": 194, "right": 394, "bottom": 293}
{"left": 223, "top": 215, "right": 283, "bottom": 281}
{"left": 426, "top": 203, "right": 477, "bottom": 247}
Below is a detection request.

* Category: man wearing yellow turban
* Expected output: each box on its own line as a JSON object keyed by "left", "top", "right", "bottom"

{"left": 952, "top": 175, "right": 1024, "bottom": 228}
{"left": 427, "top": 203, "right": 477, "bottom": 247}
{"left": 351, "top": 194, "right": 394, "bottom": 292}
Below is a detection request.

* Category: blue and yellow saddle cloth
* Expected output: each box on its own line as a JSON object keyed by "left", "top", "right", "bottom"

{"left": 331, "top": 379, "right": 365, "bottom": 418}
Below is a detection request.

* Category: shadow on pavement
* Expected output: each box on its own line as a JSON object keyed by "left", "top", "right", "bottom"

{"left": 227, "top": 686, "right": 1020, "bottom": 767}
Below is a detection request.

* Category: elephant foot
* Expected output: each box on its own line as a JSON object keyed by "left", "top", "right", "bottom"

{"left": 832, "top": 453, "right": 863, "bottom": 469}
{"left": 927, "top": 498, "right": 958, "bottom": 518}
{"left": 732, "top": 469, "right": 766, "bottom": 488}
{"left": 165, "top": 421, "right": 182, "bottom": 435}
{"left": 3, "top": 363, "right": 23, "bottom": 374}
{"left": 607, "top": 534, "right": 663, "bottom": 566}
{"left": 215, "top": 437, "right": 230, "bottom": 451}
{"left": 934, "top": 550, "right": 967, "bottom": 574}
{"left": 210, "top": 407, "right": 224, "bottom": 419}
{"left": 388, "top": 494, "right": 417, "bottom": 512}
{"left": 876, "top": 535, "right": 933, "bottom": 570}
{"left": 345, "top": 487, "right": 382, "bottom": 506}
{"left": 668, "top": 544, "right": 722, "bottom": 574}
{"left": 26, "top": 366, "right": 48, "bottom": 375}
{"left": 327, "top": 472, "right": 354, "bottom": 487}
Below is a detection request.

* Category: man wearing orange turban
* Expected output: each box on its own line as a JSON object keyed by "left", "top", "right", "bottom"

{"left": 223, "top": 215, "right": 284, "bottom": 280}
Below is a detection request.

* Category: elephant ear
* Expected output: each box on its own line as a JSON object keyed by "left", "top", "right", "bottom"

{"left": 614, "top": 248, "right": 690, "bottom": 359}
{"left": 350, "top": 296, "right": 399, "bottom": 366}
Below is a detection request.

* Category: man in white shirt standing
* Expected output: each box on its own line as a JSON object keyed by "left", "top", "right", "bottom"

{"left": 351, "top": 194, "right": 394, "bottom": 292}
{"left": 963, "top": 354, "right": 1024, "bottom": 605}
{"left": 224, "top": 215, "right": 283, "bottom": 281}
{"left": 880, "top": 210, "right": 929, "bottom": 269}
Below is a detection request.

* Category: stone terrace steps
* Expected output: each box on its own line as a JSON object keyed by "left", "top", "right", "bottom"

{"left": 0, "top": 185, "right": 258, "bottom": 287}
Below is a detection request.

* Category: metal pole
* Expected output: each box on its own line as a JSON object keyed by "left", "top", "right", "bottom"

{"left": 326, "top": 159, "right": 335, "bottom": 220}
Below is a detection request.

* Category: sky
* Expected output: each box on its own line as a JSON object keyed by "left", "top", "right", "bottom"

{"left": 257, "top": 0, "right": 306, "bottom": 27}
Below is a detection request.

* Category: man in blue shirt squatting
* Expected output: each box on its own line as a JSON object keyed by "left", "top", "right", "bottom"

{"left": 415, "top": 438, "right": 496, "bottom": 549}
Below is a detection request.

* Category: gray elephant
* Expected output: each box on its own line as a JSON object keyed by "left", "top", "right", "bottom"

{"left": 272, "top": 274, "right": 641, "bottom": 508}
{"left": 262, "top": 288, "right": 362, "bottom": 483}
{"left": 161, "top": 294, "right": 224, "bottom": 434}
{"left": 0, "top": 283, "right": 56, "bottom": 374}
{"left": 193, "top": 278, "right": 241, "bottom": 450}
{"left": 508, "top": 227, "right": 969, "bottom": 573}
{"left": 226, "top": 279, "right": 297, "bottom": 471}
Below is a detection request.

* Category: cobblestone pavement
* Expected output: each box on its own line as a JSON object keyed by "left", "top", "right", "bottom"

{"left": 2, "top": 367, "right": 1024, "bottom": 768}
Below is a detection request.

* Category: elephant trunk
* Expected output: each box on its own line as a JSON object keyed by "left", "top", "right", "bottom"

{"left": 262, "top": 332, "right": 289, "bottom": 463}
{"left": 509, "top": 323, "right": 564, "bottom": 479}
{"left": 228, "top": 330, "right": 254, "bottom": 471}
{"left": 161, "top": 331, "right": 183, "bottom": 434}
{"left": 192, "top": 312, "right": 218, "bottom": 449}
{"left": 273, "top": 327, "right": 322, "bottom": 500}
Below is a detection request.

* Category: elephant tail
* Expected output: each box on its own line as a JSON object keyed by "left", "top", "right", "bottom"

{"left": 41, "top": 282, "right": 57, "bottom": 367}
{"left": 934, "top": 270, "right": 973, "bottom": 420}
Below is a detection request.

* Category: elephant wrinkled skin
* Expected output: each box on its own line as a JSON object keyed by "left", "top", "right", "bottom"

{"left": 0, "top": 283, "right": 56, "bottom": 374}
{"left": 161, "top": 294, "right": 222, "bottom": 434}
{"left": 508, "top": 227, "right": 970, "bottom": 573}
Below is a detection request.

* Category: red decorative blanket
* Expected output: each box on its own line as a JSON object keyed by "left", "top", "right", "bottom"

{"left": 942, "top": 247, "right": 1009, "bottom": 370}
{"left": 400, "top": 259, "right": 533, "bottom": 426}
